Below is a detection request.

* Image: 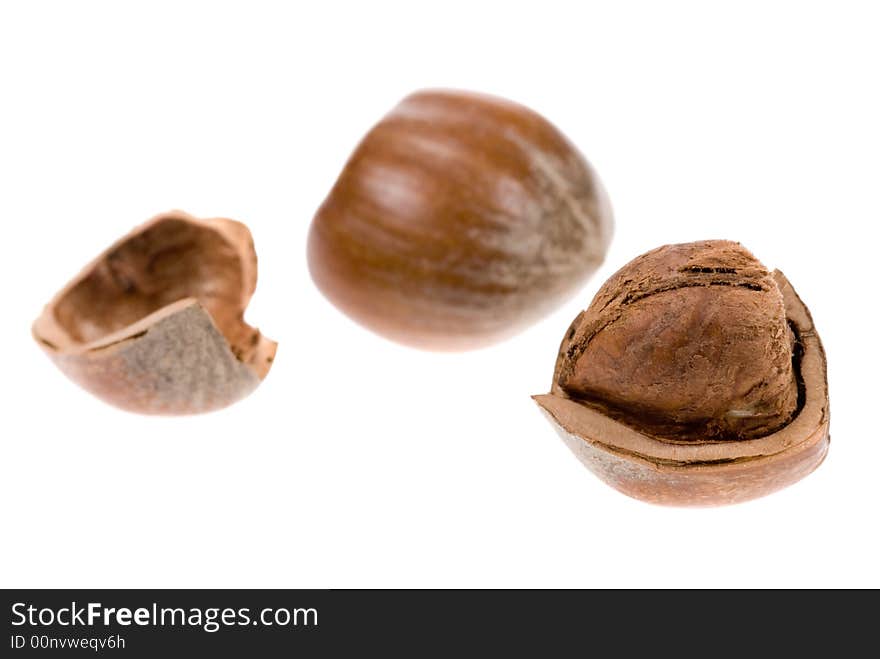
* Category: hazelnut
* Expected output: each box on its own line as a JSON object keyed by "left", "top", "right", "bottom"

{"left": 32, "top": 211, "right": 276, "bottom": 414}
{"left": 533, "top": 240, "right": 829, "bottom": 506}
{"left": 307, "top": 89, "right": 613, "bottom": 350}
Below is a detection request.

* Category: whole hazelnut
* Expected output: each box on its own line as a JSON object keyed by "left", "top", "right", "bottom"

{"left": 534, "top": 240, "right": 829, "bottom": 506}
{"left": 307, "top": 89, "right": 613, "bottom": 350}
{"left": 32, "top": 211, "right": 276, "bottom": 414}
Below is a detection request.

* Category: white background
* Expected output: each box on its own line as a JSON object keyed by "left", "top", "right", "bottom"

{"left": 1, "top": 1, "right": 877, "bottom": 588}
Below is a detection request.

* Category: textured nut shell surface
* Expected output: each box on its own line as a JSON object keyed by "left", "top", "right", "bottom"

{"left": 542, "top": 415, "right": 828, "bottom": 506}
{"left": 308, "top": 89, "right": 613, "bottom": 350}
{"left": 32, "top": 211, "right": 276, "bottom": 414}
{"left": 48, "top": 300, "right": 262, "bottom": 414}
{"left": 534, "top": 270, "right": 829, "bottom": 506}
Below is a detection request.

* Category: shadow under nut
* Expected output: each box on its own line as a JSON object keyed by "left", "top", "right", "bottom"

{"left": 308, "top": 89, "right": 613, "bottom": 350}
{"left": 32, "top": 211, "right": 276, "bottom": 414}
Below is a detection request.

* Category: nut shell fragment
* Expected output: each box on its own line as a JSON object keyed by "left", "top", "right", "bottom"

{"left": 33, "top": 211, "right": 276, "bottom": 414}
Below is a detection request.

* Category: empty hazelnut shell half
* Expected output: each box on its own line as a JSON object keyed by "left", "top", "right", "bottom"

{"left": 533, "top": 240, "right": 829, "bottom": 506}
{"left": 32, "top": 211, "right": 276, "bottom": 414}
{"left": 308, "top": 89, "right": 613, "bottom": 350}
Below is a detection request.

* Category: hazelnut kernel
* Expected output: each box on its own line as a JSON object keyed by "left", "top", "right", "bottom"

{"left": 534, "top": 240, "right": 829, "bottom": 506}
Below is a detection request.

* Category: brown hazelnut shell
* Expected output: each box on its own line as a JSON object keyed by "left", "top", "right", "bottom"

{"left": 32, "top": 211, "right": 276, "bottom": 414}
{"left": 533, "top": 269, "right": 829, "bottom": 506}
{"left": 308, "top": 89, "right": 613, "bottom": 350}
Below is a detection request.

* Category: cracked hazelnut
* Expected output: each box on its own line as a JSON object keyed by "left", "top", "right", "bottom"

{"left": 32, "top": 211, "right": 276, "bottom": 414}
{"left": 533, "top": 240, "right": 829, "bottom": 506}
{"left": 308, "top": 89, "right": 613, "bottom": 350}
